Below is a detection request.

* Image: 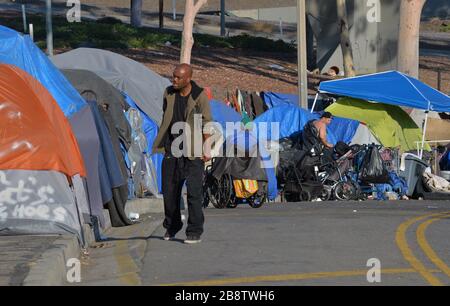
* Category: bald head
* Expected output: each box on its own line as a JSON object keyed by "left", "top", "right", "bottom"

{"left": 172, "top": 64, "right": 193, "bottom": 91}
{"left": 176, "top": 64, "right": 193, "bottom": 77}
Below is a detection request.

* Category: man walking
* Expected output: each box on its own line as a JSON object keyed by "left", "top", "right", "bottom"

{"left": 152, "top": 64, "right": 212, "bottom": 244}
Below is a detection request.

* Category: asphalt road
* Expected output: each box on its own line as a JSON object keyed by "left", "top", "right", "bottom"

{"left": 140, "top": 200, "right": 450, "bottom": 286}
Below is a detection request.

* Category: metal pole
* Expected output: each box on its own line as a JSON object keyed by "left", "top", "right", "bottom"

{"left": 46, "top": 0, "right": 53, "bottom": 57}
{"left": 29, "top": 24, "right": 34, "bottom": 41}
{"left": 159, "top": 0, "right": 164, "bottom": 29}
{"left": 311, "top": 93, "right": 319, "bottom": 113}
{"left": 437, "top": 69, "right": 442, "bottom": 91}
{"left": 279, "top": 18, "right": 283, "bottom": 39}
{"left": 220, "top": 0, "right": 226, "bottom": 37}
{"left": 173, "top": 0, "right": 176, "bottom": 20}
{"left": 420, "top": 111, "right": 429, "bottom": 159}
{"left": 297, "top": 0, "right": 308, "bottom": 109}
{"left": 22, "top": 4, "right": 27, "bottom": 33}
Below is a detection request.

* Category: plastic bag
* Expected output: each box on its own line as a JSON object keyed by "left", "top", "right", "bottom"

{"left": 360, "top": 146, "right": 390, "bottom": 183}
{"left": 233, "top": 179, "right": 258, "bottom": 198}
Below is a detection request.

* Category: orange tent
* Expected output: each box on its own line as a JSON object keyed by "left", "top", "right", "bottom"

{"left": 0, "top": 64, "right": 86, "bottom": 177}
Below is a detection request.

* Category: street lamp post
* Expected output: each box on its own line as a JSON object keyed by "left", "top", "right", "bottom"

{"left": 297, "top": 0, "right": 308, "bottom": 109}
{"left": 46, "top": 0, "right": 53, "bottom": 57}
{"left": 220, "top": 0, "right": 226, "bottom": 36}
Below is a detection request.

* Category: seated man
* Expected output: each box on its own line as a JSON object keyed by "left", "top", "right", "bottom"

{"left": 298, "top": 112, "right": 334, "bottom": 181}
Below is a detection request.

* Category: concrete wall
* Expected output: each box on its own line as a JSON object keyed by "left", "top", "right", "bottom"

{"left": 231, "top": 7, "right": 297, "bottom": 23}
{"left": 308, "top": 0, "right": 401, "bottom": 75}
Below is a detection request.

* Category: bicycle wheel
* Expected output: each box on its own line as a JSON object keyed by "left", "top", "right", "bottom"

{"left": 226, "top": 187, "right": 237, "bottom": 209}
{"left": 207, "top": 177, "right": 222, "bottom": 209}
{"left": 299, "top": 190, "right": 312, "bottom": 202}
{"left": 334, "top": 181, "right": 356, "bottom": 201}
{"left": 207, "top": 175, "right": 232, "bottom": 209}
{"left": 319, "top": 186, "right": 332, "bottom": 201}
{"left": 248, "top": 193, "right": 266, "bottom": 208}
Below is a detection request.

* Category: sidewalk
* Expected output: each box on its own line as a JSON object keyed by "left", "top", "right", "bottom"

{"left": 0, "top": 235, "right": 58, "bottom": 286}
{"left": 0, "top": 197, "right": 164, "bottom": 286}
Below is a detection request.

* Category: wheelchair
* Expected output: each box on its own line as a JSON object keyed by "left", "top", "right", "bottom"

{"left": 203, "top": 158, "right": 268, "bottom": 209}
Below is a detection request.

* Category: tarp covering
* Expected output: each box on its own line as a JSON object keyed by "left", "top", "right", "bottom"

{"left": 123, "top": 92, "right": 162, "bottom": 195}
{"left": 311, "top": 113, "right": 359, "bottom": 144}
{"left": 0, "top": 170, "right": 82, "bottom": 239}
{"left": 52, "top": 48, "right": 171, "bottom": 124}
{"left": 69, "top": 106, "right": 104, "bottom": 225}
{"left": 210, "top": 100, "right": 242, "bottom": 130}
{"left": 0, "top": 26, "right": 86, "bottom": 117}
{"left": 326, "top": 98, "right": 430, "bottom": 151}
{"left": 253, "top": 104, "right": 359, "bottom": 144}
{"left": 208, "top": 101, "right": 277, "bottom": 200}
{"left": 261, "top": 92, "right": 298, "bottom": 109}
{"left": 0, "top": 64, "right": 86, "bottom": 177}
{"left": 319, "top": 71, "right": 450, "bottom": 112}
{"left": 87, "top": 101, "right": 124, "bottom": 203}
{"left": 87, "top": 101, "right": 131, "bottom": 227}
{"left": 224, "top": 131, "right": 278, "bottom": 201}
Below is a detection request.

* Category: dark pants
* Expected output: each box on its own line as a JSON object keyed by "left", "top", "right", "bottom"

{"left": 162, "top": 155, "right": 205, "bottom": 236}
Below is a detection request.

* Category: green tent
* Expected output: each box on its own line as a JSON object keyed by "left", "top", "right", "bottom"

{"left": 326, "top": 98, "right": 430, "bottom": 152}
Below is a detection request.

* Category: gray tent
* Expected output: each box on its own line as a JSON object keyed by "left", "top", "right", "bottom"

{"left": 61, "top": 69, "right": 138, "bottom": 227}
{"left": 0, "top": 170, "right": 83, "bottom": 239}
{"left": 53, "top": 48, "right": 171, "bottom": 125}
{"left": 62, "top": 69, "right": 132, "bottom": 152}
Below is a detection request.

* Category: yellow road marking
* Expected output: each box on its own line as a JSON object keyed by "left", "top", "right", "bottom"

{"left": 395, "top": 212, "right": 450, "bottom": 286}
{"left": 115, "top": 240, "right": 141, "bottom": 285}
{"left": 159, "top": 268, "right": 440, "bottom": 286}
{"left": 417, "top": 214, "right": 450, "bottom": 279}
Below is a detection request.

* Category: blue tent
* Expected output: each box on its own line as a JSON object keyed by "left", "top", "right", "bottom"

{"left": 0, "top": 26, "right": 85, "bottom": 117}
{"left": 319, "top": 71, "right": 450, "bottom": 112}
{"left": 254, "top": 105, "right": 359, "bottom": 144}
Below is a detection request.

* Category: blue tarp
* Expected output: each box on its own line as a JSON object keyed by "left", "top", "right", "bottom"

{"left": 319, "top": 71, "right": 450, "bottom": 112}
{"left": 261, "top": 92, "right": 298, "bottom": 109}
{"left": 210, "top": 100, "right": 278, "bottom": 200}
{"left": 210, "top": 100, "right": 242, "bottom": 130}
{"left": 123, "top": 93, "right": 163, "bottom": 193}
{"left": 226, "top": 131, "right": 278, "bottom": 201}
{"left": 253, "top": 105, "right": 359, "bottom": 144}
{"left": 312, "top": 113, "right": 359, "bottom": 144}
{"left": 0, "top": 26, "right": 86, "bottom": 117}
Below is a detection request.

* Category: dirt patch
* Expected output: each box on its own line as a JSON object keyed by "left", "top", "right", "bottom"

{"left": 107, "top": 46, "right": 449, "bottom": 101}
{"left": 109, "top": 46, "right": 301, "bottom": 100}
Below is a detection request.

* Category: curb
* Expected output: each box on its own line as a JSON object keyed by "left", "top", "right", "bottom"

{"left": 125, "top": 197, "right": 164, "bottom": 216}
{"left": 21, "top": 196, "right": 164, "bottom": 286}
{"left": 23, "top": 235, "right": 81, "bottom": 286}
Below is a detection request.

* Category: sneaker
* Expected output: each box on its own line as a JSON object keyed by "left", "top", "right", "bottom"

{"left": 163, "top": 231, "right": 175, "bottom": 241}
{"left": 184, "top": 235, "right": 202, "bottom": 244}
